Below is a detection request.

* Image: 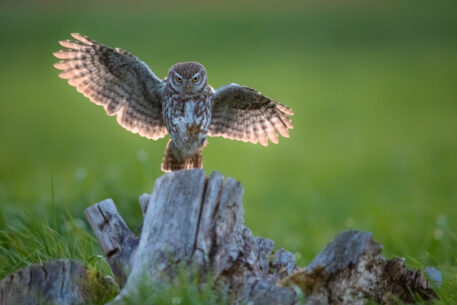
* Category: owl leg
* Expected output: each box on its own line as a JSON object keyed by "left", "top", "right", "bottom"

{"left": 189, "top": 146, "right": 203, "bottom": 170}
{"left": 161, "top": 139, "right": 181, "bottom": 172}
{"left": 161, "top": 140, "right": 203, "bottom": 172}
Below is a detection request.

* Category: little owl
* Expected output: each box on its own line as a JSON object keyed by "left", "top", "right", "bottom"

{"left": 53, "top": 33, "right": 294, "bottom": 172}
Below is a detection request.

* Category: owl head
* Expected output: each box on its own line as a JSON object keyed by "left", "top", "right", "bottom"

{"left": 167, "top": 62, "right": 207, "bottom": 94}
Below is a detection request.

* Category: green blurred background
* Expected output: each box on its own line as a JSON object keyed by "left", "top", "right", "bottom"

{"left": 0, "top": 0, "right": 456, "bottom": 300}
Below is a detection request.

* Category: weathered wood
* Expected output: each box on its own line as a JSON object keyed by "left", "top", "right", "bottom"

{"left": 0, "top": 259, "right": 90, "bottom": 305}
{"left": 117, "top": 169, "right": 207, "bottom": 300}
{"left": 2, "top": 170, "right": 440, "bottom": 305}
{"left": 83, "top": 170, "right": 440, "bottom": 305}
{"left": 138, "top": 193, "right": 150, "bottom": 217}
{"left": 107, "top": 169, "right": 296, "bottom": 304}
{"left": 273, "top": 248, "right": 297, "bottom": 278}
{"left": 84, "top": 199, "right": 139, "bottom": 285}
{"left": 282, "top": 230, "right": 439, "bottom": 305}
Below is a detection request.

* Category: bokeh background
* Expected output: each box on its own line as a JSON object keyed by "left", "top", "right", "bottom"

{"left": 1, "top": 0, "right": 456, "bottom": 301}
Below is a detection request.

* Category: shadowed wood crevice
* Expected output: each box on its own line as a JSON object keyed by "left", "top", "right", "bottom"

{"left": 192, "top": 176, "right": 209, "bottom": 258}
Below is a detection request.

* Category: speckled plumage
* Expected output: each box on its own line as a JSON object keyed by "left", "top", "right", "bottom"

{"left": 161, "top": 63, "right": 213, "bottom": 171}
{"left": 54, "top": 33, "right": 294, "bottom": 172}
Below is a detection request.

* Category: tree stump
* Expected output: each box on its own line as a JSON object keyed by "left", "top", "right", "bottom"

{"left": 84, "top": 169, "right": 439, "bottom": 305}
{"left": 282, "top": 231, "right": 440, "bottom": 305}
{"left": 0, "top": 169, "right": 441, "bottom": 305}
{"left": 86, "top": 169, "right": 297, "bottom": 305}
{"left": 0, "top": 260, "right": 90, "bottom": 305}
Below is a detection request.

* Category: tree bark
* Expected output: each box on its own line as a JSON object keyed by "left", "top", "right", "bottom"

{"left": 84, "top": 198, "right": 139, "bottom": 286}
{"left": 0, "top": 259, "right": 90, "bottom": 305}
{"left": 282, "top": 230, "right": 440, "bottom": 305}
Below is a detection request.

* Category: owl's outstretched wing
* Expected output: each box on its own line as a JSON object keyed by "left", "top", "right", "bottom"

{"left": 53, "top": 33, "right": 167, "bottom": 140}
{"left": 208, "top": 83, "right": 293, "bottom": 146}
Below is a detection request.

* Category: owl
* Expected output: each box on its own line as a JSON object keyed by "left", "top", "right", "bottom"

{"left": 53, "top": 33, "right": 294, "bottom": 172}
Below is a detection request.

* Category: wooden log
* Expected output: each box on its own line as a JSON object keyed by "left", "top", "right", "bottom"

{"left": 106, "top": 169, "right": 296, "bottom": 305}
{"left": 0, "top": 169, "right": 441, "bottom": 305}
{"left": 282, "top": 230, "right": 439, "bottom": 305}
{"left": 82, "top": 169, "right": 439, "bottom": 305}
{"left": 84, "top": 198, "right": 139, "bottom": 285}
{"left": 0, "top": 170, "right": 441, "bottom": 305}
{"left": 0, "top": 259, "right": 90, "bottom": 305}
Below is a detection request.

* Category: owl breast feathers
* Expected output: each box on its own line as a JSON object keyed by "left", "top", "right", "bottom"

{"left": 54, "top": 33, "right": 294, "bottom": 172}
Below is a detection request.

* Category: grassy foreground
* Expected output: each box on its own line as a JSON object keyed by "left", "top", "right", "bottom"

{"left": 0, "top": 0, "right": 456, "bottom": 303}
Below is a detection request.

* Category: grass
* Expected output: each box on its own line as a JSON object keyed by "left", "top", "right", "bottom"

{"left": 0, "top": 0, "right": 456, "bottom": 303}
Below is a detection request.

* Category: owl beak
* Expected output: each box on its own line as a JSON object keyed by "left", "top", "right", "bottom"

{"left": 184, "top": 82, "right": 193, "bottom": 92}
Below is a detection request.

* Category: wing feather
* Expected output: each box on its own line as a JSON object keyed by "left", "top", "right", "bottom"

{"left": 209, "top": 83, "right": 293, "bottom": 145}
{"left": 53, "top": 33, "right": 167, "bottom": 140}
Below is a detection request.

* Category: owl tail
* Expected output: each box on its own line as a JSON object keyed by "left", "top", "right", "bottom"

{"left": 161, "top": 140, "right": 203, "bottom": 172}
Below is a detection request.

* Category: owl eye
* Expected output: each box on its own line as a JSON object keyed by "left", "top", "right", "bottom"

{"left": 192, "top": 76, "right": 199, "bottom": 82}
{"left": 175, "top": 76, "right": 183, "bottom": 82}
